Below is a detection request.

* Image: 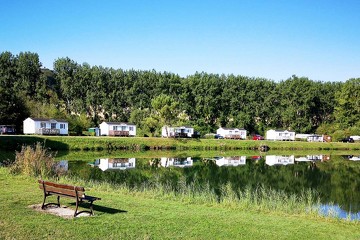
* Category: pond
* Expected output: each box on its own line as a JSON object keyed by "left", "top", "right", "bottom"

{"left": 1, "top": 150, "right": 360, "bottom": 220}
{"left": 53, "top": 152, "right": 360, "bottom": 219}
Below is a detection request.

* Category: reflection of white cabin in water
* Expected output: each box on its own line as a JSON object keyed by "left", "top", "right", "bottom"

{"left": 160, "top": 157, "right": 193, "bottom": 167}
{"left": 55, "top": 160, "right": 68, "bottom": 171}
{"left": 93, "top": 158, "right": 136, "bottom": 171}
{"left": 265, "top": 155, "right": 294, "bottom": 166}
{"left": 295, "top": 155, "right": 329, "bottom": 162}
{"left": 215, "top": 156, "right": 246, "bottom": 166}
{"left": 348, "top": 155, "right": 360, "bottom": 161}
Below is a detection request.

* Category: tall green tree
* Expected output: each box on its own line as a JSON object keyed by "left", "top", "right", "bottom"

{"left": 334, "top": 78, "right": 360, "bottom": 128}
{"left": 151, "top": 94, "right": 180, "bottom": 136}
{"left": 53, "top": 57, "right": 79, "bottom": 114}
{"left": 15, "top": 52, "right": 42, "bottom": 97}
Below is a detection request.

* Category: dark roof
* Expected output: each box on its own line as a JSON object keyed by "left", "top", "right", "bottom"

{"left": 219, "top": 127, "right": 246, "bottom": 130}
{"left": 270, "top": 129, "right": 295, "bottom": 132}
{"left": 102, "top": 122, "right": 135, "bottom": 126}
{"left": 27, "top": 117, "right": 68, "bottom": 123}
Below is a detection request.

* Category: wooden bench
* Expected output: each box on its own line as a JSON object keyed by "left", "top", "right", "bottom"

{"left": 38, "top": 180, "right": 101, "bottom": 217}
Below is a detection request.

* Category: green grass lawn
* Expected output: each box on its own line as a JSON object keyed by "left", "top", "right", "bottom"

{"left": 0, "top": 168, "right": 359, "bottom": 240}
{"left": 1, "top": 135, "right": 360, "bottom": 152}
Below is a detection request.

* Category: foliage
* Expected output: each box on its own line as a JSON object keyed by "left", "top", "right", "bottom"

{"left": 1, "top": 51, "right": 360, "bottom": 136}
{"left": 334, "top": 78, "right": 360, "bottom": 128}
{"left": 9, "top": 142, "right": 58, "bottom": 178}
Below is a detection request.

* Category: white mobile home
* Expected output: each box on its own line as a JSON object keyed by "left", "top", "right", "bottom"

{"left": 161, "top": 126, "right": 194, "bottom": 138}
{"left": 265, "top": 155, "right": 295, "bottom": 166}
{"left": 93, "top": 158, "right": 136, "bottom": 171}
{"left": 160, "top": 157, "right": 193, "bottom": 167}
{"left": 307, "top": 134, "right": 324, "bottom": 142}
{"left": 23, "top": 117, "right": 68, "bottom": 135}
{"left": 350, "top": 136, "right": 360, "bottom": 141}
{"left": 216, "top": 127, "right": 247, "bottom": 139}
{"left": 266, "top": 129, "right": 295, "bottom": 141}
{"left": 295, "top": 155, "right": 328, "bottom": 162}
{"left": 215, "top": 156, "right": 246, "bottom": 167}
{"left": 99, "top": 122, "right": 136, "bottom": 136}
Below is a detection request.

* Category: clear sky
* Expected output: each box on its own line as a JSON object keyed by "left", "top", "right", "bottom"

{"left": 1, "top": 0, "right": 359, "bottom": 82}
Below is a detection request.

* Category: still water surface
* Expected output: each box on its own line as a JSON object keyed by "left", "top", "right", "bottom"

{"left": 54, "top": 152, "right": 360, "bottom": 219}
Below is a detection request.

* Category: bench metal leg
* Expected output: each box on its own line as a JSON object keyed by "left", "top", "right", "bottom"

{"left": 41, "top": 195, "right": 47, "bottom": 209}
{"left": 74, "top": 200, "right": 95, "bottom": 217}
{"left": 41, "top": 195, "right": 61, "bottom": 209}
{"left": 74, "top": 199, "right": 79, "bottom": 217}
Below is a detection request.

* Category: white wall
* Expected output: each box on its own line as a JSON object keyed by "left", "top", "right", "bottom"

{"left": 216, "top": 128, "right": 247, "bottom": 139}
{"left": 266, "top": 130, "right": 295, "bottom": 141}
{"left": 23, "top": 118, "right": 68, "bottom": 135}
{"left": 23, "top": 118, "right": 35, "bottom": 134}
{"left": 100, "top": 122, "right": 136, "bottom": 136}
{"left": 162, "top": 126, "right": 193, "bottom": 137}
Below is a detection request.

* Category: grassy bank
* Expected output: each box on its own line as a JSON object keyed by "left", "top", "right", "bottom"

{"left": 1, "top": 135, "right": 360, "bottom": 152}
{"left": 0, "top": 167, "right": 359, "bottom": 240}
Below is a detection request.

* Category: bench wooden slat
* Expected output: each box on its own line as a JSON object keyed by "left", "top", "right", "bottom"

{"left": 38, "top": 180, "right": 84, "bottom": 191}
{"left": 39, "top": 185, "right": 84, "bottom": 198}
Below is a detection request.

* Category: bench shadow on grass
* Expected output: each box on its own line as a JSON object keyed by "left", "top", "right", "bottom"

{"left": 69, "top": 202, "right": 127, "bottom": 214}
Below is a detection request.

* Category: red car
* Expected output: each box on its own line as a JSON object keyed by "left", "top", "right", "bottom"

{"left": 253, "top": 135, "right": 264, "bottom": 140}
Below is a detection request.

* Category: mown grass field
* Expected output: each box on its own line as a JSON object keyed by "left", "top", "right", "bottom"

{"left": 1, "top": 135, "right": 360, "bottom": 152}
{"left": 1, "top": 167, "right": 359, "bottom": 240}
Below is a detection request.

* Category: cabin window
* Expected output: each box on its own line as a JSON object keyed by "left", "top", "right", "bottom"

{"left": 113, "top": 126, "right": 117, "bottom": 130}
{"left": 51, "top": 123, "right": 56, "bottom": 129}
{"left": 60, "top": 124, "right": 65, "bottom": 129}
{"left": 40, "top": 122, "right": 46, "bottom": 128}
{"left": 121, "top": 126, "right": 126, "bottom": 131}
{"left": 129, "top": 126, "right": 134, "bottom": 131}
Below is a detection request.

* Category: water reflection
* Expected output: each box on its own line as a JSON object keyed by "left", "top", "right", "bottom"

{"left": 348, "top": 155, "right": 360, "bottom": 161}
{"left": 91, "top": 158, "right": 136, "bottom": 171}
{"left": 295, "top": 155, "right": 330, "bottom": 162}
{"left": 214, "top": 156, "right": 246, "bottom": 166}
{"left": 265, "top": 155, "right": 294, "bottom": 166}
{"left": 160, "top": 157, "right": 193, "bottom": 167}
{"left": 62, "top": 154, "right": 360, "bottom": 219}
{"left": 320, "top": 205, "right": 360, "bottom": 221}
{"left": 55, "top": 160, "right": 68, "bottom": 171}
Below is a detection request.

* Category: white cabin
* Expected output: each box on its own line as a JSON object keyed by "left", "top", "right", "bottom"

{"left": 266, "top": 129, "right": 295, "bottom": 141}
{"left": 350, "top": 136, "right": 360, "bottom": 141}
{"left": 295, "top": 155, "right": 326, "bottom": 162}
{"left": 216, "top": 127, "right": 247, "bottom": 139}
{"left": 215, "top": 156, "right": 246, "bottom": 166}
{"left": 265, "top": 155, "right": 295, "bottom": 166}
{"left": 161, "top": 126, "right": 194, "bottom": 138}
{"left": 93, "top": 158, "right": 136, "bottom": 171}
{"left": 23, "top": 117, "right": 68, "bottom": 135}
{"left": 99, "top": 122, "right": 136, "bottom": 136}
{"left": 307, "top": 135, "right": 324, "bottom": 142}
{"left": 160, "top": 157, "right": 193, "bottom": 167}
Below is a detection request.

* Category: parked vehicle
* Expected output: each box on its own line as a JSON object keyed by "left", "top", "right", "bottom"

{"left": 341, "top": 137, "right": 354, "bottom": 143}
{"left": 253, "top": 134, "right": 264, "bottom": 140}
{"left": 214, "top": 134, "right": 224, "bottom": 139}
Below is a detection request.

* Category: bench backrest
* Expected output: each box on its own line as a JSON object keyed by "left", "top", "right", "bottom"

{"left": 38, "top": 180, "right": 85, "bottom": 198}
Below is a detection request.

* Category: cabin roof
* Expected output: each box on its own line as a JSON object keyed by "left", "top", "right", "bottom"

{"left": 102, "top": 122, "right": 135, "bottom": 126}
{"left": 27, "top": 117, "right": 68, "bottom": 123}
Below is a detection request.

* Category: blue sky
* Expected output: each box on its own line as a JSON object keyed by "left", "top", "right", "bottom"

{"left": 1, "top": 0, "right": 359, "bottom": 82}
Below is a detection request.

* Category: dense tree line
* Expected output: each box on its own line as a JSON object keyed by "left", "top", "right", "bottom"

{"left": 1, "top": 51, "right": 359, "bottom": 138}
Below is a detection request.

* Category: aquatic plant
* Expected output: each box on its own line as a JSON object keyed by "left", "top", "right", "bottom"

{"left": 10, "top": 142, "right": 58, "bottom": 178}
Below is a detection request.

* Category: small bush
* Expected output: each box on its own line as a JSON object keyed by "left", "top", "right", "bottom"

{"left": 10, "top": 142, "right": 58, "bottom": 178}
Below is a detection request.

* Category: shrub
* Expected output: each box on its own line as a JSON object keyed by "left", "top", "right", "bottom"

{"left": 10, "top": 142, "right": 58, "bottom": 178}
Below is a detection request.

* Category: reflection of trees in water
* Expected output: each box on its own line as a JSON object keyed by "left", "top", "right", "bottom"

{"left": 68, "top": 156, "right": 360, "bottom": 213}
